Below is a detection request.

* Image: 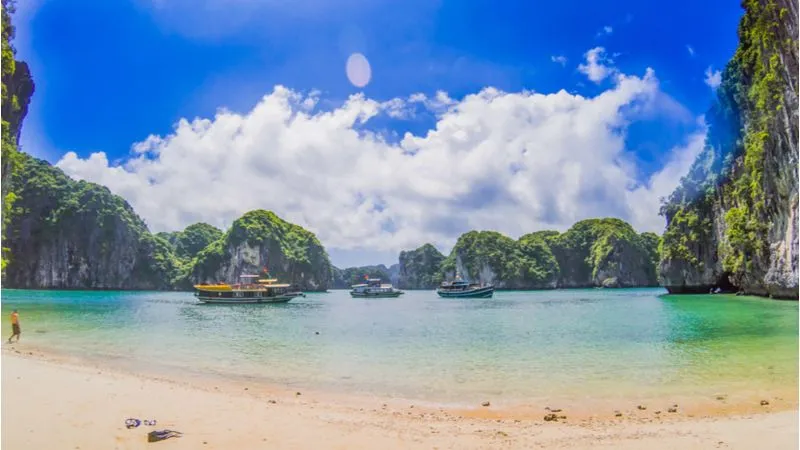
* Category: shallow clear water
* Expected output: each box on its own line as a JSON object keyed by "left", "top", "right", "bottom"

{"left": 1, "top": 288, "right": 797, "bottom": 404}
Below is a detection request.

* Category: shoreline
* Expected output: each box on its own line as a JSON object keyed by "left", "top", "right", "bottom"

{"left": 2, "top": 345, "right": 798, "bottom": 449}
{"left": 3, "top": 286, "right": 798, "bottom": 302}
{"left": 7, "top": 342, "right": 797, "bottom": 421}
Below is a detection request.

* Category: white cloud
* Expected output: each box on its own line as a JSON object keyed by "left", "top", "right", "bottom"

{"left": 57, "top": 67, "right": 699, "bottom": 262}
{"left": 704, "top": 66, "right": 722, "bottom": 90}
{"left": 597, "top": 25, "right": 613, "bottom": 37}
{"left": 625, "top": 121, "right": 706, "bottom": 232}
{"left": 577, "top": 47, "right": 618, "bottom": 83}
{"left": 551, "top": 55, "right": 568, "bottom": 66}
{"left": 686, "top": 45, "right": 695, "bottom": 56}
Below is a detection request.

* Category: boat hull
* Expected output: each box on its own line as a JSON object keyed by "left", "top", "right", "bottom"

{"left": 436, "top": 286, "right": 494, "bottom": 298}
{"left": 195, "top": 293, "right": 302, "bottom": 304}
{"left": 350, "top": 291, "right": 404, "bottom": 298}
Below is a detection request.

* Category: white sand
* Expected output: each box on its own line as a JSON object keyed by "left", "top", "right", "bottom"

{"left": 1, "top": 349, "right": 797, "bottom": 449}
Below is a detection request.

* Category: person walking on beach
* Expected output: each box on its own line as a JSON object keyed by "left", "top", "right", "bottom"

{"left": 8, "top": 309, "right": 20, "bottom": 344}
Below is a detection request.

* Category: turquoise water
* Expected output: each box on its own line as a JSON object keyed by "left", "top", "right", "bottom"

{"left": 1, "top": 288, "right": 797, "bottom": 404}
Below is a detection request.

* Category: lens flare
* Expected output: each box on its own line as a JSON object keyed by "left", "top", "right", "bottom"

{"left": 346, "top": 53, "right": 372, "bottom": 88}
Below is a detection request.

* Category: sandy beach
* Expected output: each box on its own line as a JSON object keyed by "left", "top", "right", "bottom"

{"left": 1, "top": 346, "right": 797, "bottom": 450}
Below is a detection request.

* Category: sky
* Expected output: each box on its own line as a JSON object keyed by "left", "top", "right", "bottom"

{"left": 12, "top": 0, "right": 743, "bottom": 268}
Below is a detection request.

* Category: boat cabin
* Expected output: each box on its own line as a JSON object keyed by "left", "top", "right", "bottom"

{"left": 351, "top": 278, "right": 396, "bottom": 294}
{"left": 194, "top": 274, "right": 292, "bottom": 299}
{"left": 439, "top": 279, "right": 483, "bottom": 292}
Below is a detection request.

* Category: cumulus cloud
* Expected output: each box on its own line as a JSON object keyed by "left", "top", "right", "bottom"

{"left": 551, "top": 55, "right": 568, "bottom": 66}
{"left": 686, "top": 45, "right": 695, "bottom": 56}
{"left": 578, "top": 47, "right": 618, "bottom": 83}
{"left": 704, "top": 66, "right": 722, "bottom": 90}
{"left": 58, "top": 67, "right": 698, "bottom": 260}
{"left": 625, "top": 123, "right": 706, "bottom": 232}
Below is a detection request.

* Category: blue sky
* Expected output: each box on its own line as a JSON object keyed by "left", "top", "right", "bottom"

{"left": 14, "top": 0, "right": 744, "bottom": 267}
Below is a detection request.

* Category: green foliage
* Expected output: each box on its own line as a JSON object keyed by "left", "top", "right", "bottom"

{"left": 131, "top": 233, "right": 181, "bottom": 289}
{"left": 639, "top": 232, "right": 661, "bottom": 269}
{"left": 720, "top": 0, "right": 790, "bottom": 279}
{"left": 161, "top": 223, "right": 223, "bottom": 259}
{"left": 545, "top": 218, "right": 657, "bottom": 285}
{"left": 404, "top": 219, "right": 658, "bottom": 289}
{"left": 1, "top": 0, "right": 21, "bottom": 272}
{"left": 442, "top": 230, "right": 560, "bottom": 288}
{"left": 5, "top": 154, "right": 180, "bottom": 288}
{"left": 660, "top": 205, "right": 713, "bottom": 269}
{"left": 190, "top": 239, "right": 228, "bottom": 281}
{"left": 190, "top": 210, "right": 332, "bottom": 288}
{"left": 227, "top": 210, "right": 324, "bottom": 266}
{"left": 658, "top": 0, "right": 796, "bottom": 286}
{"left": 398, "top": 243, "right": 445, "bottom": 289}
{"left": 516, "top": 233, "right": 560, "bottom": 285}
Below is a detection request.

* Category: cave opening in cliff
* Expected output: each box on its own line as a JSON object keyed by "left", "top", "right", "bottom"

{"left": 715, "top": 272, "right": 738, "bottom": 293}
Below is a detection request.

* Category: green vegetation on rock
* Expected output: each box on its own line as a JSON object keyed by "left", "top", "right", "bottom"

{"left": 157, "top": 222, "right": 223, "bottom": 266}
{"left": 1, "top": 0, "right": 33, "bottom": 273}
{"left": 397, "top": 243, "right": 445, "bottom": 289}
{"left": 538, "top": 218, "right": 657, "bottom": 288}
{"left": 659, "top": 0, "right": 798, "bottom": 298}
{"left": 189, "top": 210, "right": 332, "bottom": 291}
{"left": 400, "top": 218, "right": 658, "bottom": 290}
{"left": 5, "top": 155, "right": 180, "bottom": 289}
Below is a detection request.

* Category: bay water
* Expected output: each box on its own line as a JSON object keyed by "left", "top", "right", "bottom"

{"left": 1, "top": 288, "right": 796, "bottom": 405}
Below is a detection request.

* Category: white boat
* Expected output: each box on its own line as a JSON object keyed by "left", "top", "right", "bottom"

{"left": 193, "top": 274, "right": 305, "bottom": 304}
{"left": 350, "top": 278, "right": 404, "bottom": 298}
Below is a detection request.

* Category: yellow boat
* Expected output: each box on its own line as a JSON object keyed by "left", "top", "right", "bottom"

{"left": 193, "top": 275, "right": 305, "bottom": 304}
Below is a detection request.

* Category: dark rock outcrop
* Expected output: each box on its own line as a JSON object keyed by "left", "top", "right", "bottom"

{"left": 189, "top": 210, "right": 332, "bottom": 291}
{"left": 397, "top": 243, "right": 445, "bottom": 289}
{"left": 5, "top": 155, "right": 177, "bottom": 289}
{"left": 659, "top": 0, "right": 798, "bottom": 299}
{"left": 2, "top": 1, "right": 35, "bottom": 272}
{"left": 436, "top": 219, "right": 658, "bottom": 289}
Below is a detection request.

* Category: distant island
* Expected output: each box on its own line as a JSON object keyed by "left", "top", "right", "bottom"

{"left": 1, "top": 0, "right": 796, "bottom": 299}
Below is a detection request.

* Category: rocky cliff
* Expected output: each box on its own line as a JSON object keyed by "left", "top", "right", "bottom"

{"left": 397, "top": 244, "right": 445, "bottom": 289}
{"left": 189, "top": 210, "right": 332, "bottom": 291}
{"left": 439, "top": 231, "right": 560, "bottom": 289}
{"left": 659, "top": 0, "right": 798, "bottom": 299}
{"left": 545, "top": 219, "right": 660, "bottom": 288}
{"left": 1, "top": 0, "right": 35, "bottom": 272}
{"left": 4, "top": 155, "right": 179, "bottom": 289}
{"left": 433, "top": 219, "right": 659, "bottom": 289}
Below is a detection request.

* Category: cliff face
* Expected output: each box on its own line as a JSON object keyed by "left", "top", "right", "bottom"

{"left": 397, "top": 244, "right": 445, "bottom": 289}
{"left": 660, "top": 0, "right": 799, "bottom": 299}
{"left": 546, "top": 219, "right": 660, "bottom": 288}
{"left": 5, "top": 155, "right": 177, "bottom": 289}
{"left": 190, "top": 210, "right": 332, "bottom": 291}
{"left": 1, "top": 0, "right": 35, "bottom": 272}
{"left": 399, "top": 219, "right": 659, "bottom": 290}
{"left": 440, "top": 231, "right": 561, "bottom": 289}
